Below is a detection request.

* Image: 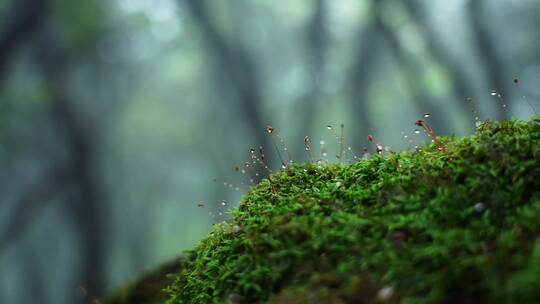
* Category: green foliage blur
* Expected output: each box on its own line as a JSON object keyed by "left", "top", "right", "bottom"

{"left": 0, "top": 0, "right": 539, "bottom": 303}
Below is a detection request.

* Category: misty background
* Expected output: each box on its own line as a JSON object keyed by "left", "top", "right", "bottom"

{"left": 1, "top": 0, "right": 540, "bottom": 303}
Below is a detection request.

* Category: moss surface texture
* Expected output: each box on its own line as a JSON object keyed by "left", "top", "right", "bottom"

{"left": 110, "top": 119, "right": 540, "bottom": 303}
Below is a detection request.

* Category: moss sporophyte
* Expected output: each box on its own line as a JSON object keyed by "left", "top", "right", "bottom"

{"left": 106, "top": 118, "right": 540, "bottom": 303}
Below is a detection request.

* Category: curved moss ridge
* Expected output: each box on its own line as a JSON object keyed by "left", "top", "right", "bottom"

{"left": 167, "top": 119, "right": 540, "bottom": 304}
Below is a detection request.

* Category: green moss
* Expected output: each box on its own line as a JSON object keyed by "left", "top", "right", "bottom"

{"left": 166, "top": 119, "right": 540, "bottom": 303}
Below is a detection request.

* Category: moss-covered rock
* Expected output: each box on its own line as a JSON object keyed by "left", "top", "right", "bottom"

{"left": 163, "top": 119, "right": 540, "bottom": 303}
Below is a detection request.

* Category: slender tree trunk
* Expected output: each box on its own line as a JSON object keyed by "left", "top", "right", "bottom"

{"left": 37, "top": 34, "right": 108, "bottom": 303}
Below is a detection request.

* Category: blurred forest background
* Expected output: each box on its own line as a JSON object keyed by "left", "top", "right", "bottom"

{"left": 1, "top": 0, "right": 540, "bottom": 303}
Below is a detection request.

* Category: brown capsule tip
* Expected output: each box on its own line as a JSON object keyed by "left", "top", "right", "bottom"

{"left": 197, "top": 203, "right": 205, "bottom": 208}
{"left": 367, "top": 135, "right": 374, "bottom": 142}
{"left": 415, "top": 119, "right": 424, "bottom": 126}
{"left": 266, "top": 126, "right": 274, "bottom": 134}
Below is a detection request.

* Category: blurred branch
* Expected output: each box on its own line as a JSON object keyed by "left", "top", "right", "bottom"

{"left": 467, "top": 0, "right": 509, "bottom": 120}
{"left": 182, "top": 0, "right": 272, "bottom": 174}
{"left": 0, "top": 0, "right": 47, "bottom": 83}
{"left": 0, "top": 165, "right": 69, "bottom": 249}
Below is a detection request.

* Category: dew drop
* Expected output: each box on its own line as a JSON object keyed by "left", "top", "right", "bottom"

{"left": 423, "top": 112, "right": 430, "bottom": 118}
{"left": 490, "top": 89, "right": 497, "bottom": 96}
{"left": 474, "top": 202, "right": 485, "bottom": 213}
{"left": 241, "top": 169, "right": 246, "bottom": 174}
{"left": 249, "top": 148, "right": 255, "bottom": 154}
{"left": 221, "top": 201, "right": 227, "bottom": 206}
{"left": 322, "top": 152, "right": 328, "bottom": 157}
{"left": 414, "top": 129, "right": 421, "bottom": 134}
{"left": 235, "top": 187, "right": 239, "bottom": 191}
{"left": 376, "top": 286, "right": 394, "bottom": 301}
{"left": 320, "top": 140, "right": 325, "bottom": 145}
{"left": 281, "top": 164, "right": 287, "bottom": 169}
{"left": 327, "top": 125, "right": 333, "bottom": 130}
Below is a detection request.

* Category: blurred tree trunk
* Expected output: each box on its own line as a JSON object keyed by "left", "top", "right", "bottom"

{"left": 468, "top": 0, "right": 509, "bottom": 120}
{"left": 347, "top": 12, "right": 380, "bottom": 150}
{"left": 374, "top": 0, "right": 451, "bottom": 134}
{"left": 0, "top": 0, "right": 47, "bottom": 85}
{"left": 402, "top": 0, "right": 477, "bottom": 124}
{"left": 182, "top": 0, "right": 272, "bottom": 174}
{"left": 37, "top": 34, "right": 108, "bottom": 303}
{"left": 293, "top": 0, "right": 328, "bottom": 160}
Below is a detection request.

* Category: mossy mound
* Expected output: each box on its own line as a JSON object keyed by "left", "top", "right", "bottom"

{"left": 166, "top": 119, "right": 540, "bottom": 303}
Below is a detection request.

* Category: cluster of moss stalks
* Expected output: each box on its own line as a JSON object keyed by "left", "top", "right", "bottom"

{"left": 108, "top": 119, "right": 540, "bottom": 304}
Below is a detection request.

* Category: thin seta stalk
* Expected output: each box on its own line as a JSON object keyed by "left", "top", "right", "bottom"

{"left": 304, "top": 136, "right": 315, "bottom": 163}
{"left": 415, "top": 119, "right": 445, "bottom": 151}
{"left": 514, "top": 78, "right": 538, "bottom": 117}
{"left": 266, "top": 125, "right": 289, "bottom": 169}
{"left": 257, "top": 145, "right": 277, "bottom": 195}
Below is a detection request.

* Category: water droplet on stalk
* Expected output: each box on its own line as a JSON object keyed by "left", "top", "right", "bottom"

{"left": 414, "top": 129, "right": 420, "bottom": 134}
{"left": 490, "top": 90, "right": 497, "bottom": 96}
{"left": 423, "top": 113, "right": 430, "bottom": 118}
{"left": 327, "top": 125, "right": 333, "bottom": 130}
